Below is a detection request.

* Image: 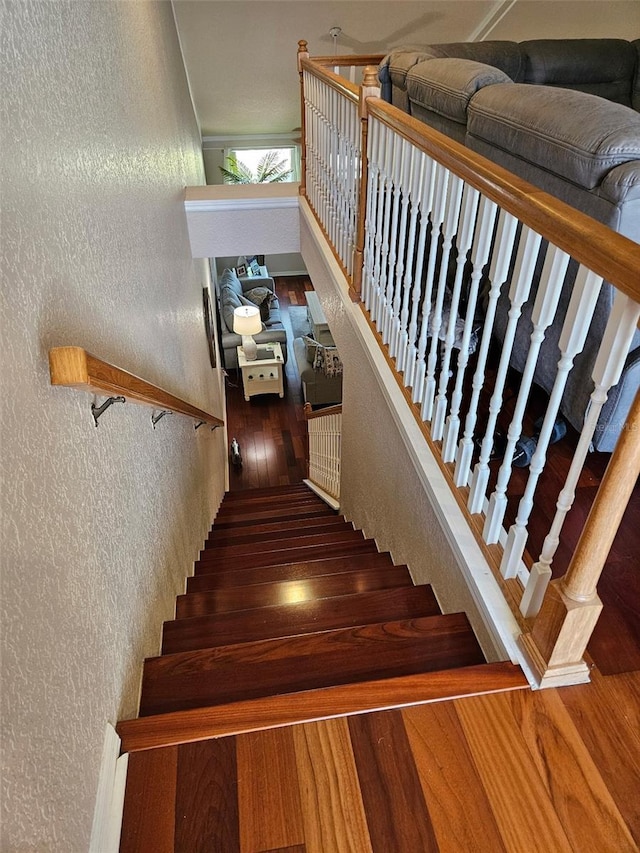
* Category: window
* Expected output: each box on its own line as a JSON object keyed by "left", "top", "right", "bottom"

{"left": 222, "top": 146, "right": 300, "bottom": 184}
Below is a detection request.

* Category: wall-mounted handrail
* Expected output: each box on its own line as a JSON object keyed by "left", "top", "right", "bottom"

{"left": 49, "top": 346, "right": 224, "bottom": 428}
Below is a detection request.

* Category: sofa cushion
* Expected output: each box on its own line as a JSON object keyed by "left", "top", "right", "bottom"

{"left": 468, "top": 84, "right": 640, "bottom": 190}
{"left": 407, "top": 59, "right": 512, "bottom": 125}
{"left": 220, "top": 285, "right": 244, "bottom": 332}
{"left": 521, "top": 39, "right": 638, "bottom": 106}
{"left": 219, "top": 267, "right": 243, "bottom": 296}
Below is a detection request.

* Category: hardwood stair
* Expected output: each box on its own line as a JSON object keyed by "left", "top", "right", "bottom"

{"left": 117, "top": 484, "right": 527, "bottom": 752}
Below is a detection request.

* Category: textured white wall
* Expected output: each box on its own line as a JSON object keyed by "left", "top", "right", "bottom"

{"left": 0, "top": 3, "right": 226, "bottom": 850}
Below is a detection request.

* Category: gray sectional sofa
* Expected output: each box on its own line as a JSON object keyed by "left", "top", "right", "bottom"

{"left": 379, "top": 39, "right": 640, "bottom": 450}
{"left": 217, "top": 268, "right": 287, "bottom": 369}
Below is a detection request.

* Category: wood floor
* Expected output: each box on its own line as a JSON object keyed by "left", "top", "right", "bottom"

{"left": 119, "top": 276, "right": 639, "bottom": 853}
{"left": 120, "top": 666, "right": 640, "bottom": 853}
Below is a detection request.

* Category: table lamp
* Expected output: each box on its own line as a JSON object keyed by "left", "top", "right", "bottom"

{"left": 233, "top": 305, "right": 262, "bottom": 360}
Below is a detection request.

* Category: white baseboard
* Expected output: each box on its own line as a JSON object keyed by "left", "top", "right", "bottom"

{"left": 90, "top": 724, "right": 129, "bottom": 853}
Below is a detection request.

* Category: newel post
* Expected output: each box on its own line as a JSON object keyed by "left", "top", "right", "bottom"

{"left": 519, "top": 386, "right": 640, "bottom": 686}
{"left": 297, "top": 39, "right": 309, "bottom": 198}
{"left": 352, "top": 66, "right": 381, "bottom": 301}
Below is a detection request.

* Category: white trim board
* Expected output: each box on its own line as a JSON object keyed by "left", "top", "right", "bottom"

{"left": 89, "top": 724, "right": 129, "bottom": 853}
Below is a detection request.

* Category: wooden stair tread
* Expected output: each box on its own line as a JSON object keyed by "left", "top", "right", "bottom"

{"left": 140, "top": 613, "right": 485, "bottom": 716}
{"left": 215, "top": 495, "right": 327, "bottom": 517}
{"left": 176, "top": 565, "right": 413, "bottom": 617}
{"left": 162, "top": 586, "right": 441, "bottom": 654}
{"left": 212, "top": 505, "right": 336, "bottom": 528}
{"left": 118, "top": 662, "right": 529, "bottom": 751}
{"left": 186, "top": 552, "right": 401, "bottom": 592}
{"left": 199, "top": 529, "right": 364, "bottom": 559}
{"left": 205, "top": 516, "right": 351, "bottom": 546}
{"left": 222, "top": 484, "right": 311, "bottom": 501}
{"left": 194, "top": 538, "right": 380, "bottom": 573}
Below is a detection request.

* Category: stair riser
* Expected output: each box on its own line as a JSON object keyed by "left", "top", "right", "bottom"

{"left": 141, "top": 617, "right": 484, "bottom": 716}
{"left": 212, "top": 507, "right": 335, "bottom": 529}
{"left": 199, "top": 530, "right": 364, "bottom": 560}
{"left": 186, "top": 553, "right": 400, "bottom": 592}
{"left": 216, "top": 496, "right": 326, "bottom": 518}
{"left": 206, "top": 517, "right": 350, "bottom": 546}
{"left": 194, "top": 540, "right": 379, "bottom": 573}
{"left": 162, "top": 587, "right": 441, "bottom": 655}
{"left": 222, "top": 485, "right": 310, "bottom": 501}
{"left": 176, "top": 566, "right": 413, "bottom": 618}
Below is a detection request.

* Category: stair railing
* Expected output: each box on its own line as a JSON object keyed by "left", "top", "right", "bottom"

{"left": 304, "top": 403, "right": 342, "bottom": 508}
{"left": 49, "top": 346, "right": 224, "bottom": 429}
{"left": 298, "top": 46, "right": 640, "bottom": 686}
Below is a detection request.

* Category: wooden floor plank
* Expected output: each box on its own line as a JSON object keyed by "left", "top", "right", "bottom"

{"left": 348, "top": 710, "right": 439, "bottom": 853}
{"left": 292, "top": 718, "right": 373, "bottom": 853}
{"left": 402, "top": 702, "right": 508, "bottom": 853}
{"left": 453, "top": 692, "right": 574, "bottom": 853}
{"left": 507, "top": 686, "right": 637, "bottom": 852}
{"left": 237, "top": 727, "right": 305, "bottom": 853}
{"left": 174, "top": 738, "right": 239, "bottom": 853}
{"left": 559, "top": 670, "right": 640, "bottom": 845}
{"left": 119, "top": 746, "right": 177, "bottom": 853}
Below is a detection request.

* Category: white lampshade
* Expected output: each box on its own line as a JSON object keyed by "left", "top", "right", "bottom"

{"left": 233, "top": 305, "right": 262, "bottom": 360}
{"left": 233, "top": 305, "right": 262, "bottom": 336}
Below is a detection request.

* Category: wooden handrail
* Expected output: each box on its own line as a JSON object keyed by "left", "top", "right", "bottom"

{"left": 304, "top": 402, "right": 343, "bottom": 420}
{"left": 300, "top": 57, "right": 360, "bottom": 101}
{"left": 49, "top": 346, "right": 224, "bottom": 427}
{"left": 367, "top": 100, "right": 640, "bottom": 304}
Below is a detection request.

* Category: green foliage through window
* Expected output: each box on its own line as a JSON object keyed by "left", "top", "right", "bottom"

{"left": 220, "top": 150, "right": 293, "bottom": 184}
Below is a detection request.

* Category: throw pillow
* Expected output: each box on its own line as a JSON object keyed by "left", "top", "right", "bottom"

{"left": 244, "top": 286, "right": 274, "bottom": 321}
{"left": 312, "top": 341, "right": 343, "bottom": 377}
{"left": 301, "top": 334, "right": 318, "bottom": 364}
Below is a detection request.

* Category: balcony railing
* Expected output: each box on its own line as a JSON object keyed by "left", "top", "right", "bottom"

{"left": 297, "top": 41, "right": 640, "bottom": 687}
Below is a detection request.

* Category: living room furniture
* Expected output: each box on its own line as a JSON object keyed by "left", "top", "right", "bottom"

{"left": 378, "top": 38, "right": 640, "bottom": 450}
{"left": 237, "top": 342, "right": 284, "bottom": 401}
{"left": 305, "top": 291, "right": 334, "bottom": 345}
{"left": 293, "top": 337, "right": 343, "bottom": 407}
{"left": 217, "top": 267, "right": 287, "bottom": 370}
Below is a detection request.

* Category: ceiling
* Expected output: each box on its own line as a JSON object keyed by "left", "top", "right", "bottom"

{"left": 172, "top": 1, "right": 639, "bottom": 140}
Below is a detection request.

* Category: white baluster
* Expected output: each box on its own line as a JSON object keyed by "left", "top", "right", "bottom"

{"left": 363, "top": 118, "right": 381, "bottom": 310}
{"left": 381, "top": 134, "right": 401, "bottom": 343}
{"left": 397, "top": 146, "right": 422, "bottom": 374}
{"left": 443, "top": 195, "right": 499, "bottom": 463}
{"left": 527, "top": 282, "right": 638, "bottom": 609}
{"left": 404, "top": 154, "right": 436, "bottom": 389}
{"left": 432, "top": 184, "right": 480, "bottom": 440}
{"left": 497, "top": 245, "right": 571, "bottom": 577}
{"left": 372, "top": 123, "right": 391, "bottom": 326}
{"left": 421, "top": 173, "right": 465, "bottom": 421}
{"left": 389, "top": 139, "right": 412, "bottom": 359}
{"left": 465, "top": 218, "right": 528, "bottom": 513}
{"left": 412, "top": 164, "right": 450, "bottom": 403}
{"left": 481, "top": 227, "right": 542, "bottom": 543}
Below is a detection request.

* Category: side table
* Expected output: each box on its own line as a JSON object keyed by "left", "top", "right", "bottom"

{"left": 237, "top": 342, "right": 285, "bottom": 401}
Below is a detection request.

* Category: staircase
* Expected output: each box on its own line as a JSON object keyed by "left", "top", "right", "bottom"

{"left": 117, "top": 485, "right": 526, "bottom": 752}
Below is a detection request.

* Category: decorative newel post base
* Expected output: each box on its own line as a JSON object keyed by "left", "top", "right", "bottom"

{"left": 518, "top": 579, "right": 602, "bottom": 688}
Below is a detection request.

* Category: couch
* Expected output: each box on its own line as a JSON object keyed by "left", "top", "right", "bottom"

{"left": 378, "top": 39, "right": 640, "bottom": 450}
{"left": 293, "top": 335, "right": 343, "bottom": 406}
{"left": 217, "top": 268, "right": 287, "bottom": 369}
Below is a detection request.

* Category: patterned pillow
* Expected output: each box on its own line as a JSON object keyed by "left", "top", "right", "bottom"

{"left": 244, "top": 287, "right": 275, "bottom": 321}
{"left": 312, "top": 341, "right": 343, "bottom": 377}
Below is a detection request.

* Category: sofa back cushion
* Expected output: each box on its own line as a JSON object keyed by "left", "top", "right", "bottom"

{"left": 468, "top": 84, "right": 640, "bottom": 191}
{"left": 407, "top": 59, "right": 512, "bottom": 128}
{"left": 521, "top": 39, "right": 638, "bottom": 107}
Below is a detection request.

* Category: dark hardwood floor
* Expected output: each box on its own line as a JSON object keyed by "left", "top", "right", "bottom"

{"left": 224, "top": 275, "right": 639, "bottom": 675}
